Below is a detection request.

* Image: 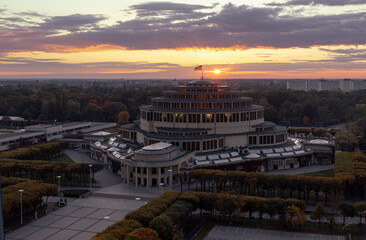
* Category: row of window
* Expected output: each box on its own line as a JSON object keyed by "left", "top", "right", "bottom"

{"left": 122, "top": 131, "right": 136, "bottom": 140}
{"left": 248, "top": 133, "right": 287, "bottom": 145}
{"left": 157, "top": 130, "right": 208, "bottom": 137}
{"left": 176, "top": 87, "right": 227, "bottom": 93}
{"left": 152, "top": 100, "right": 251, "bottom": 109}
{"left": 164, "top": 93, "right": 241, "bottom": 100}
{"left": 141, "top": 111, "right": 264, "bottom": 123}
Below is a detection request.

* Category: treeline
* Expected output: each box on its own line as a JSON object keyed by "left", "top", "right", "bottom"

{"left": 247, "top": 88, "right": 366, "bottom": 126}
{"left": 335, "top": 152, "right": 366, "bottom": 197}
{"left": 2, "top": 84, "right": 366, "bottom": 126}
{"left": 0, "top": 85, "right": 163, "bottom": 122}
{"left": 190, "top": 169, "right": 341, "bottom": 205}
{"left": 0, "top": 159, "right": 103, "bottom": 184}
{"left": 1, "top": 177, "right": 57, "bottom": 221}
{"left": 0, "top": 142, "right": 68, "bottom": 160}
{"left": 0, "top": 142, "right": 103, "bottom": 184}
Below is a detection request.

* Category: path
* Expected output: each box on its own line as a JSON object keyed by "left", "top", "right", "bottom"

{"left": 264, "top": 164, "right": 334, "bottom": 175}
{"left": 5, "top": 196, "right": 145, "bottom": 240}
{"left": 65, "top": 150, "right": 123, "bottom": 188}
{"left": 205, "top": 225, "right": 344, "bottom": 240}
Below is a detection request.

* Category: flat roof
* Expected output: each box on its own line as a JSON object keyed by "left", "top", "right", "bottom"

{"left": 142, "top": 142, "right": 172, "bottom": 151}
{"left": 0, "top": 130, "right": 44, "bottom": 140}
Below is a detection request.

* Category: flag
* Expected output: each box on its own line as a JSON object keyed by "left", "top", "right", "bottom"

{"left": 194, "top": 65, "right": 203, "bottom": 71}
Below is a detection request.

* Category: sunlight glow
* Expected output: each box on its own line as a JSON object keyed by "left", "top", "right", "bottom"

{"left": 213, "top": 69, "right": 222, "bottom": 74}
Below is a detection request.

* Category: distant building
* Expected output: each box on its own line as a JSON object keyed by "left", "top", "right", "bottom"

{"left": 286, "top": 79, "right": 366, "bottom": 92}
{"left": 0, "top": 122, "right": 116, "bottom": 152}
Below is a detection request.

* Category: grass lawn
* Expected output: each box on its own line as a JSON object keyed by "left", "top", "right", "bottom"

{"left": 52, "top": 154, "right": 75, "bottom": 164}
{"left": 302, "top": 169, "right": 334, "bottom": 178}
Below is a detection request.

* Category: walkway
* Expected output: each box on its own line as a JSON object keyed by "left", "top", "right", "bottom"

{"left": 65, "top": 150, "right": 123, "bottom": 188}
{"left": 205, "top": 225, "right": 344, "bottom": 240}
{"left": 5, "top": 196, "right": 144, "bottom": 240}
{"left": 264, "top": 164, "right": 334, "bottom": 175}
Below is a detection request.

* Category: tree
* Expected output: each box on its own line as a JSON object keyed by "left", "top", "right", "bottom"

{"left": 337, "top": 202, "right": 355, "bottom": 226}
{"left": 215, "top": 193, "right": 238, "bottom": 221}
{"left": 118, "top": 111, "right": 130, "bottom": 125}
{"left": 310, "top": 204, "right": 325, "bottom": 225}
{"left": 125, "top": 228, "right": 161, "bottom": 240}
{"left": 354, "top": 202, "right": 366, "bottom": 224}
{"left": 149, "top": 215, "right": 173, "bottom": 240}
{"left": 286, "top": 205, "right": 306, "bottom": 227}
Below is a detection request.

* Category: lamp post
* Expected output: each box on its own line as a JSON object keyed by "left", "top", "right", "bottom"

{"left": 56, "top": 176, "right": 61, "bottom": 207}
{"left": 19, "top": 189, "right": 23, "bottom": 225}
{"left": 168, "top": 169, "right": 172, "bottom": 190}
{"left": 160, "top": 183, "right": 164, "bottom": 194}
{"left": 89, "top": 165, "right": 93, "bottom": 192}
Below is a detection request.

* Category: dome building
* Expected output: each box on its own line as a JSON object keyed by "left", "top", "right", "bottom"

{"left": 122, "top": 79, "right": 287, "bottom": 152}
{"left": 89, "top": 79, "right": 333, "bottom": 188}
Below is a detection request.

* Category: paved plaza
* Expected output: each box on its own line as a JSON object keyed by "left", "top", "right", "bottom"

{"left": 205, "top": 225, "right": 344, "bottom": 240}
{"left": 264, "top": 164, "right": 334, "bottom": 175}
{"left": 5, "top": 196, "right": 145, "bottom": 240}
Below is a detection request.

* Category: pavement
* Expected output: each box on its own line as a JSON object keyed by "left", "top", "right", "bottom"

{"left": 5, "top": 196, "right": 145, "bottom": 240}
{"left": 205, "top": 225, "right": 344, "bottom": 240}
{"left": 264, "top": 164, "right": 334, "bottom": 175}
{"left": 5, "top": 150, "right": 157, "bottom": 240}
{"left": 65, "top": 150, "right": 123, "bottom": 188}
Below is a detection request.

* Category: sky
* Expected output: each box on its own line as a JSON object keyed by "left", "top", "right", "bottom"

{"left": 0, "top": 0, "right": 365, "bottom": 79}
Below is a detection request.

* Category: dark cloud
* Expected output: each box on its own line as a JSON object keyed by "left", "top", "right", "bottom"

{"left": 316, "top": 48, "right": 366, "bottom": 63}
{"left": 268, "top": 0, "right": 366, "bottom": 6}
{"left": 0, "top": 2, "right": 365, "bottom": 53}
{"left": 38, "top": 14, "right": 106, "bottom": 31}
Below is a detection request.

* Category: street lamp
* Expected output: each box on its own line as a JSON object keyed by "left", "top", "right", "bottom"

{"left": 19, "top": 189, "right": 23, "bottom": 225}
{"left": 160, "top": 183, "right": 164, "bottom": 194}
{"left": 89, "top": 165, "right": 93, "bottom": 192}
{"left": 168, "top": 169, "right": 172, "bottom": 190}
{"left": 56, "top": 176, "right": 61, "bottom": 207}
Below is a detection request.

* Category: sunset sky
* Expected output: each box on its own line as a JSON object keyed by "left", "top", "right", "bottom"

{"left": 0, "top": 0, "right": 365, "bottom": 79}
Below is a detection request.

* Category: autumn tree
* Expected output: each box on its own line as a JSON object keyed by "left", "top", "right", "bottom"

{"left": 286, "top": 205, "right": 306, "bottom": 227}
{"left": 118, "top": 111, "right": 130, "bottom": 125}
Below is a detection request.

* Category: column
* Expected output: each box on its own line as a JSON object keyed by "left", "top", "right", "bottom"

{"left": 135, "top": 167, "right": 138, "bottom": 187}
{"left": 125, "top": 165, "right": 129, "bottom": 184}
{"left": 146, "top": 167, "right": 149, "bottom": 188}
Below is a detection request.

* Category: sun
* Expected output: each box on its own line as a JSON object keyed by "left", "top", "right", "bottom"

{"left": 213, "top": 69, "right": 221, "bottom": 74}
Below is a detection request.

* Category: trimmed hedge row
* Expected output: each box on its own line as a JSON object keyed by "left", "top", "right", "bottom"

{"left": 92, "top": 191, "right": 181, "bottom": 240}
{"left": 1, "top": 177, "right": 58, "bottom": 220}
{"left": 0, "top": 142, "right": 68, "bottom": 160}
{"left": 0, "top": 158, "right": 103, "bottom": 184}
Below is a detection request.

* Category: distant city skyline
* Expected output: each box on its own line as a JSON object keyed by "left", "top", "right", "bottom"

{"left": 0, "top": 0, "right": 365, "bottom": 79}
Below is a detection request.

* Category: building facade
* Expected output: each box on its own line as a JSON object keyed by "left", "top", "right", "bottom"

{"left": 122, "top": 80, "right": 287, "bottom": 152}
